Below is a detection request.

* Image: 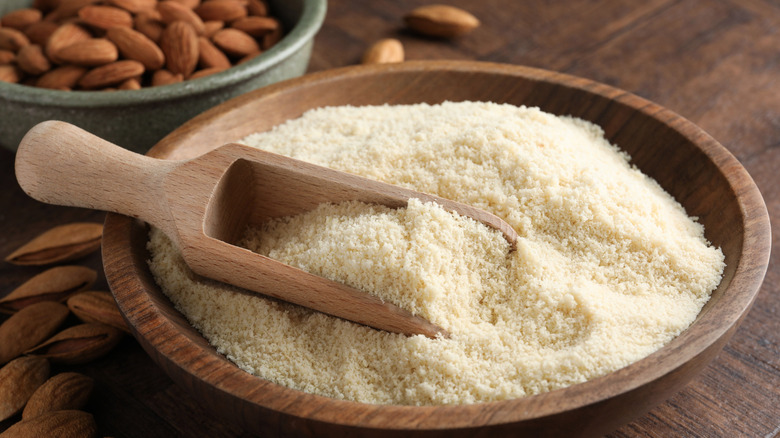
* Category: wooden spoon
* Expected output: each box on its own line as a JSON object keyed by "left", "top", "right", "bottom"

{"left": 15, "top": 121, "right": 518, "bottom": 338}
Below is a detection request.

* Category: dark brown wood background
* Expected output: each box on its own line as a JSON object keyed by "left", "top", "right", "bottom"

{"left": 1, "top": 0, "right": 778, "bottom": 436}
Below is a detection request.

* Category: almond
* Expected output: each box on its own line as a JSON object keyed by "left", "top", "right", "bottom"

{"left": 261, "top": 23, "right": 281, "bottom": 50}
{"left": 246, "top": 0, "right": 268, "bottom": 17}
{"left": 160, "top": 20, "right": 198, "bottom": 76}
{"left": 46, "top": 23, "right": 91, "bottom": 64}
{"left": 67, "top": 291, "right": 130, "bottom": 333}
{"left": 403, "top": 4, "right": 480, "bottom": 38}
{"left": 189, "top": 65, "right": 225, "bottom": 79}
{"left": 133, "top": 12, "right": 165, "bottom": 42}
{"left": 32, "top": 0, "right": 61, "bottom": 13}
{"left": 212, "top": 27, "right": 257, "bottom": 57}
{"left": 118, "top": 77, "right": 141, "bottom": 89}
{"left": 151, "top": 68, "right": 182, "bottom": 85}
{"left": 36, "top": 64, "right": 87, "bottom": 89}
{"left": 51, "top": 38, "right": 119, "bottom": 67}
{"left": 5, "top": 222, "right": 103, "bottom": 266}
{"left": 158, "top": 0, "right": 206, "bottom": 34}
{"left": 0, "top": 27, "right": 31, "bottom": 51}
{"left": 107, "top": 0, "right": 158, "bottom": 14}
{"left": 0, "top": 266, "right": 97, "bottom": 313}
{"left": 197, "top": 35, "right": 229, "bottom": 69}
{"left": 195, "top": 0, "right": 247, "bottom": 22}
{"left": 0, "top": 302, "right": 69, "bottom": 365}
{"left": 0, "top": 356, "right": 50, "bottom": 422}
{"left": 78, "top": 59, "right": 144, "bottom": 89}
{"left": 78, "top": 5, "right": 133, "bottom": 30}
{"left": 168, "top": 0, "right": 202, "bottom": 9}
{"left": 1, "top": 8, "right": 43, "bottom": 30}
{"left": 0, "top": 50, "right": 15, "bottom": 64}
{"left": 230, "top": 16, "right": 277, "bottom": 37}
{"left": 0, "top": 410, "right": 97, "bottom": 438}
{"left": 22, "top": 373, "right": 94, "bottom": 419}
{"left": 23, "top": 20, "right": 59, "bottom": 46}
{"left": 107, "top": 26, "right": 165, "bottom": 70}
{"left": 0, "top": 65, "right": 22, "bottom": 83}
{"left": 17, "top": 44, "right": 52, "bottom": 75}
{"left": 203, "top": 20, "right": 224, "bottom": 37}
{"left": 26, "top": 323, "right": 123, "bottom": 365}
{"left": 361, "top": 38, "right": 404, "bottom": 65}
{"left": 45, "top": 0, "right": 101, "bottom": 22}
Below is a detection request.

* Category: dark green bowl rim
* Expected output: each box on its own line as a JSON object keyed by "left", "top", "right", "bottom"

{"left": 0, "top": 0, "right": 326, "bottom": 107}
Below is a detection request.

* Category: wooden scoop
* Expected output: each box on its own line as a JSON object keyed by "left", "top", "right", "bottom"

{"left": 15, "top": 121, "right": 518, "bottom": 338}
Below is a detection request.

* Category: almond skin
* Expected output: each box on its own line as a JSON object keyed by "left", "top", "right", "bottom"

{"left": 78, "top": 5, "right": 134, "bottom": 30}
{"left": 0, "top": 65, "right": 22, "bottom": 83}
{"left": 157, "top": 0, "right": 206, "bottom": 34}
{"left": 160, "top": 20, "right": 199, "bottom": 76}
{"left": 16, "top": 44, "right": 52, "bottom": 75}
{"left": 0, "top": 302, "right": 70, "bottom": 365}
{"left": 107, "top": 26, "right": 165, "bottom": 70}
{"left": 46, "top": 23, "right": 91, "bottom": 64}
{"left": 51, "top": 38, "right": 119, "bottom": 67}
{"left": 197, "top": 35, "right": 230, "bottom": 69}
{"left": 78, "top": 59, "right": 145, "bottom": 89}
{"left": 362, "top": 38, "right": 404, "bottom": 65}
{"left": 22, "top": 372, "right": 94, "bottom": 419}
{"left": 36, "top": 64, "right": 87, "bottom": 89}
{"left": 0, "top": 50, "right": 15, "bottom": 64}
{"left": 67, "top": 291, "right": 130, "bottom": 333}
{"left": 230, "top": 16, "right": 277, "bottom": 37}
{"left": 0, "top": 410, "right": 97, "bottom": 438}
{"left": 212, "top": 27, "right": 258, "bottom": 57}
{"left": 1, "top": 8, "right": 43, "bottom": 30}
{"left": 195, "top": 0, "right": 247, "bottom": 22}
{"left": 0, "top": 266, "right": 97, "bottom": 313}
{"left": 23, "top": 20, "right": 59, "bottom": 46}
{"left": 403, "top": 4, "right": 480, "bottom": 38}
{"left": 5, "top": 222, "right": 103, "bottom": 266}
{"left": 0, "top": 356, "right": 50, "bottom": 422}
{"left": 107, "top": 0, "right": 158, "bottom": 14}
{"left": 151, "top": 68, "right": 183, "bottom": 86}
{"left": 0, "top": 27, "right": 31, "bottom": 51}
{"left": 26, "top": 323, "right": 124, "bottom": 365}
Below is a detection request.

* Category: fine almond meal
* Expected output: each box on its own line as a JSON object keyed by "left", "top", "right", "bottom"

{"left": 147, "top": 101, "right": 725, "bottom": 405}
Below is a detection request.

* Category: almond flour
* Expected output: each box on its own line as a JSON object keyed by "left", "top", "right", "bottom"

{"left": 147, "top": 101, "right": 725, "bottom": 405}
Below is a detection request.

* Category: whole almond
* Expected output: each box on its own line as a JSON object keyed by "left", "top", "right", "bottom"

{"left": 197, "top": 36, "right": 230, "bottom": 69}
{"left": 195, "top": 0, "right": 247, "bottom": 22}
{"left": 23, "top": 20, "right": 59, "bottom": 46}
{"left": 107, "top": 26, "right": 165, "bottom": 70}
{"left": 107, "top": 0, "right": 158, "bottom": 13}
{"left": 45, "top": 0, "right": 101, "bottom": 22}
{"left": 36, "top": 64, "right": 87, "bottom": 89}
{"left": 0, "top": 65, "right": 22, "bottom": 83}
{"left": 151, "top": 68, "right": 182, "bottom": 86}
{"left": 133, "top": 12, "right": 165, "bottom": 42}
{"left": 0, "top": 50, "right": 15, "bottom": 64}
{"left": 212, "top": 27, "right": 258, "bottom": 57}
{"left": 0, "top": 27, "right": 31, "bottom": 51}
{"left": 230, "top": 16, "right": 277, "bottom": 37}
{"left": 5, "top": 222, "right": 103, "bottom": 266}
{"left": 0, "top": 266, "right": 97, "bottom": 313}
{"left": 0, "top": 302, "right": 70, "bottom": 365}
{"left": 46, "top": 23, "right": 91, "bottom": 64}
{"left": 16, "top": 44, "right": 52, "bottom": 75}
{"left": 26, "top": 323, "right": 123, "bottom": 365}
{"left": 361, "top": 38, "right": 404, "bottom": 65}
{"left": 22, "top": 373, "right": 94, "bottom": 419}
{"left": 78, "top": 5, "right": 133, "bottom": 30}
{"left": 160, "top": 20, "right": 199, "bottom": 76}
{"left": 118, "top": 77, "right": 142, "bottom": 89}
{"left": 67, "top": 291, "right": 130, "bottom": 333}
{"left": 403, "top": 4, "right": 480, "bottom": 38}
{"left": 0, "top": 356, "right": 50, "bottom": 422}
{"left": 158, "top": 1, "right": 206, "bottom": 34}
{"left": 0, "top": 410, "right": 97, "bottom": 438}
{"left": 1, "top": 8, "right": 43, "bottom": 30}
{"left": 246, "top": 0, "right": 268, "bottom": 17}
{"left": 52, "top": 38, "right": 119, "bottom": 67}
{"left": 78, "top": 59, "right": 145, "bottom": 89}
{"left": 203, "top": 20, "right": 224, "bottom": 38}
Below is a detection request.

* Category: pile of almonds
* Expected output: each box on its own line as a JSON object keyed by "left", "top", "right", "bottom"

{"left": 0, "top": 222, "right": 129, "bottom": 436}
{"left": 0, "top": 0, "right": 282, "bottom": 90}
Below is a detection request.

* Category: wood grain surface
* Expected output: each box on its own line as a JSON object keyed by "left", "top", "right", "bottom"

{"left": 1, "top": 0, "right": 779, "bottom": 437}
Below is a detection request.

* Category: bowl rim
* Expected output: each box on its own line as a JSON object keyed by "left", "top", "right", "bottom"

{"left": 103, "top": 60, "right": 772, "bottom": 432}
{"left": 0, "top": 0, "right": 326, "bottom": 106}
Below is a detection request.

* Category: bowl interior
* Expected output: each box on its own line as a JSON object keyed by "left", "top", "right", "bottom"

{"left": 103, "top": 61, "right": 771, "bottom": 437}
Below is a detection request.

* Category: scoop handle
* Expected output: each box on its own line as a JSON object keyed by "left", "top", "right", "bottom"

{"left": 15, "top": 121, "right": 177, "bottom": 232}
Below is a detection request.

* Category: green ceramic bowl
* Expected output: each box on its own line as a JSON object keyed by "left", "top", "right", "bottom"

{"left": 0, "top": 0, "right": 326, "bottom": 152}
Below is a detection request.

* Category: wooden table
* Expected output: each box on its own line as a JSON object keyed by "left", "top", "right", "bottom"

{"left": 1, "top": 0, "right": 778, "bottom": 436}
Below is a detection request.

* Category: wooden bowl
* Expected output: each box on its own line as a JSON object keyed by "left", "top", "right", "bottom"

{"left": 102, "top": 61, "right": 771, "bottom": 437}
